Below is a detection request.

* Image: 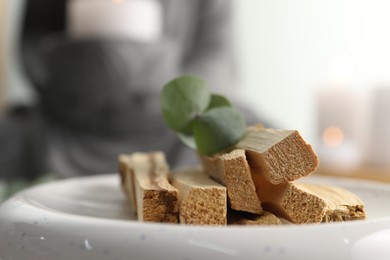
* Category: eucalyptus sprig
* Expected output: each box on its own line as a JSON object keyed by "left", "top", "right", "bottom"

{"left": 161, "top": 75, "right": 246, "bottom": 156}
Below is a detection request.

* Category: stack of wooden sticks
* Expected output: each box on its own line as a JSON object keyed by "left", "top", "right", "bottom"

{"left": 118, "top": 126, "right": 365, "bottom": 225}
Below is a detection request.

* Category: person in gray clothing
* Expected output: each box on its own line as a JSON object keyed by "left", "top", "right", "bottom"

{"left": 0, "top": 0, "right": 262, "bottom": 179}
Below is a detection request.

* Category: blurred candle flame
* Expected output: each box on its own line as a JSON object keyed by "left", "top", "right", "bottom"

{"left": 323, "top": 126, "right": 344, "bottom": 147}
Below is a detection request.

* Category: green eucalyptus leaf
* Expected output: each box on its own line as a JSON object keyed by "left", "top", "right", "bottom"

{"left": 193, "top": 107, "right": 246, "bottom": 156}
{"left": 161, "top": 75, "right": 211, "bottom": 133}
{"left": 207, "top": 94, "right": 232, "bottom": 110}
{"left": 177, "top": 133, "right": 197, "bottom": 150}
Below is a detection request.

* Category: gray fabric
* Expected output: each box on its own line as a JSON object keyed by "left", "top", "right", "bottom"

{"left": 40, "top": 38, "right": 180, "bottom": 134}
{"left": 43, "top": 0, "right": 237, "bottom": 177}
{"left": 0, "top": 108, "right": 47, "bottom": 180}
{"left": 0, "top": 116, "right": 26, "bottom": 178}
{"left": 1, "top": 0, "right": 255, "bottom": 178}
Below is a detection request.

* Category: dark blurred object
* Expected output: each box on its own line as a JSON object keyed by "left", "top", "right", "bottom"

{"left": 0, "top": 106, "right": 47, "bottom": 180}
{"left": 0, "top": 0, "right": 265, "bottom": 179}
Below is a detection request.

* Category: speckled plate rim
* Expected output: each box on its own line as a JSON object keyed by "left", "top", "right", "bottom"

{"left": 1, "top": 174, "right": 390, "bottom": 260}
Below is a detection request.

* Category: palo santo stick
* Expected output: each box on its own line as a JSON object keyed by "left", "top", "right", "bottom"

{"left": 299, "top": 183, "right": 366, "bottom": 222}
{"left": 170, "top": 168, "right": 227, "bottom": 225}
{"left": 236, "top": 128, "right": 319, "bottom": 184}
{"left": 118, "top": 154, "right": 137, "bottom": 214}
{"left": 200, "top": 149, "right": 263, "bottom": 214}
{"left": 228, "top": 210, "right": 282, "bottom": 226}
{"left": 120, "top": 152, "right": 179, "bottom": 223}
{"left": 252, "top": 174, "right": 327, "bottom": 224}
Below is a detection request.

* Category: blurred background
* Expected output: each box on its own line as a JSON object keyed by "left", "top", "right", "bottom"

{"left": 2, "top": 0, "right": 390, "bottom": 199}
{"left": 235, "top": 0, "right": 390, "bottom": 172}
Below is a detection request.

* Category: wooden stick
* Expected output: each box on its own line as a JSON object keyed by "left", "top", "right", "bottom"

{"left": 119, "top": 152, "right": 179, "bottom": 223}
{"left": 252, "top": 173, "right": 328, "bottom": 224}
{"left": 118, "top": 154, "right": 137, "bottom": 214}
{"left": 300, "top": 183, "right": 366, "bottom": 222}
{"left": 170, "top": 168, "right": 227, "bottom": 225}
{"left": 200, "top": 149, "right": 262, "bottom": 214}
{"left": 236, "top": 127, "right": 319, "bottom": 184}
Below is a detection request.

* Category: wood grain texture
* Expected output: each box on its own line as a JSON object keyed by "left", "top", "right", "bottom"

{"left": 300, "top": 183, "right": 366, "bottom": 222}
{"left": 118, "top": 152, "right": 179, "bottom": 223}
{"left": 200, "top": 149, "right": 262, "bottom": 214}
{"left": 170, "top": 168, "right": 227, "bottom": 225}
{"left": 118, "top": 154, "right": 137, "bottom": 214}
{"left": 252, "top": 173, "right": 328, "bottom": 224}
{"left": 236, "top": 128, "right": 319, "bottom": 184}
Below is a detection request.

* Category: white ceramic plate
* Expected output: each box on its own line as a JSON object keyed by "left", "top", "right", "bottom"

{"left": 1, "top": 174, "right": 390, "bottom": 260}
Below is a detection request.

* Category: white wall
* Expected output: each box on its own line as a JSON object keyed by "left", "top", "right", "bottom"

{"left": 234, "top": 0, "right": 390, "bottom": 148}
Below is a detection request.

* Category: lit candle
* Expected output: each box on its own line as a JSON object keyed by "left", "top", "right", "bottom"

{"left": 316, "top": 87, "right": 372, "bottom": 169}
{"left": 319, "top": 126, "right": 363, "bottom": 169}
{"left": 67, "top": 0, "right": 162, "bottom": 42}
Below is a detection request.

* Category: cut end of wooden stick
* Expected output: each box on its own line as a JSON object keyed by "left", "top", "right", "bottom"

{"left": 237, "top": 128, "right": 319, "bottom": 184}
{"left": 200, "top": 149, "right": 263, "bottom": 214}
{"left": 142, "top": 188, "right": 179, "bottom": 223}
{"left": 171, "top": 168, "right": 227, "bottom": 225}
